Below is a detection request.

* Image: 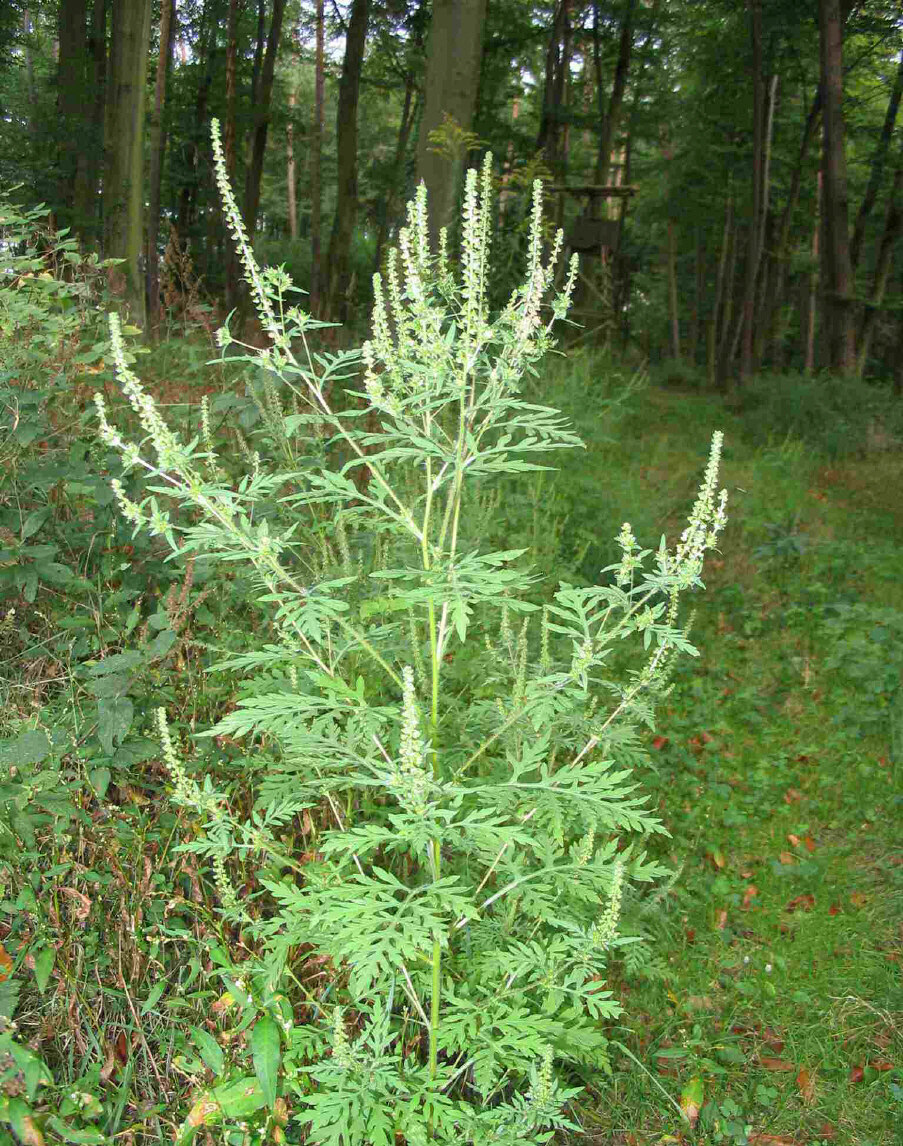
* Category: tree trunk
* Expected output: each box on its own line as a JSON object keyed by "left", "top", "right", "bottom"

{"left": 593, "top": 0, "right": 636, "bottom": 188}
{"left": 750, "top": 73, "right": 778, "bottom": 372}
{"left": 415, "top": 0, "right": 487, "bottom": 243}
{"left": 56, "top": 0, "right": 89, "bottom": 240}
{"left": 286, "top": 88, "right": 298, "bottom": 241}
{"left": 667, "top": 219, "right": 680, "bottom": 362}
{"left": 761, "top": 86, "right": 822, "bottom": 366}
{"left": 818, "top": 0, "right": 856, "bottom": 374}
{"left": 103, "top": 0, "right": 154, "bottom": 322}
{"left": 712, "top": 187, "right": 733, "bottom": 381}
{"left": 856, "top": 145, "right": 902, "bottom": 374}
{"left": 72, "top": 0, "right": 108, "bottom": 248}
{"left": 324, "top": 0, "right": 370, "bottom": 321}
{"left": 805, "top": 172, "right": 821, "bottom": 375}
{"left": 309, "top": 0, "right": 325, "bottom": 312}
{"left": 176, "top": 0, "right": 215, "bottom": 245}
{"left": 738, "top": 0, "right": 764, "bottom": 383}
{"left": 146, "top": 0, "right": 176, "bottom": 334}
{"left": 243, "top": 0, "right": 287, "bottom": 237}
{"left": 374, "top": 72, "right": 419, "bottom": 272}
{"left": 850, "top": 47, "right": 903, "bottom": 271}
{"left": 537, "top": 0, "right": 570, "bottom": 176}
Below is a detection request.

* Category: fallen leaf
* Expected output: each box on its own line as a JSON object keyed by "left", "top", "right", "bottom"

{"left": 758, "top": 1057, "right": 796, "bottom": 1072}
{"left": 652, "top": 736, "right": 669, "bottom": 750}
{"left": 779, "top": 851, "right": 795, "bottom": 865}
{"left": 785, "top": 894, "right": 815, "bottom": 913}
{"left": 708, "top": 850, "right": 726, "bottom": 870}
{"left": 803, "top": 835, "right": 816, "bottom": 853}
{"left": 685, "top": 929, "right": 696, "bottom": 945}
{"left": 796, "top": 1066, "right": 816, "bottom": 1104}
{"left": 59, "top": 886, "right": 92, "bottom": 923}
{"left": 701, "top": 730, "right": 714, "bottom": 743}
{"left": 783, "top": 788, "right": 805, "bottom": 804}
{"left": 816, "top": 1124, "right": 837, "bottom": 1141}
{"left": 0, "top": 944, "right": 12, "bottom": 983}
{"left": 742, "top": 884, "right": 759, "bottom": 909}
{"left": 849, "top": 1064, "right": 864, "bottom": 1083}
{"left": 828, "top": 904, "right": 842, "bottom": 915}
{"left": 740, "top": 868, "right": 754, "bottom": 878}
{"left": 850, "top": 891, "right": 867, "bottom": 908}
{"left": 680, "top": 1076, "right": 704, "bottom": 1127}
{"left": 762, "top": 1029, "right": 785, "bottom": 1053}
{"left": 747, "top": 1136, "right": 799, "bottom": 1146}
{"left": 787, "top": 834, "right": 801, "bottom": 847}
{"left": 715, "top": 909, "right": 728, "bottom": 930}
{"left": 869, "top": 1060, "right": 895, "bottom": 1071}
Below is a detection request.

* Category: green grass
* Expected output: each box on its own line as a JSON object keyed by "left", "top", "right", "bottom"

{"left": 540, "top": 384, "right": 903, "bottom": 1145}
{"left": 2, "top": 348, "right": 901, "bottom": 1145}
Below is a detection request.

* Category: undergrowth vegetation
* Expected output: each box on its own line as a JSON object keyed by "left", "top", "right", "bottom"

{"left": 1, "top": 155, "right": 901, "bottom": 1146}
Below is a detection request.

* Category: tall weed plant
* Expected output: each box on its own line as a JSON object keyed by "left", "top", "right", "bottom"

{"left": 95, "top": 123, "right": 728, "bottom": 1145}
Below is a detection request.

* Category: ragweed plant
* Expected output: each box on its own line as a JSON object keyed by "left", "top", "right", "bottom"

{"left": 96, "top": 121, "right": 727, "bottom": 1146}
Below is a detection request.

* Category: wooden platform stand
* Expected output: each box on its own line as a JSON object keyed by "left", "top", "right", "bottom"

{"left": 551, "top": 184, "right": 637, "bottom": 346}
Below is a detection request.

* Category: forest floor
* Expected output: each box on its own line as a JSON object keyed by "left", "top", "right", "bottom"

{"left": 2, "top": 349, "right": 901, "bottom": 1146}
{"left": 555, "top": 382, "right": 903, "bottom": 1146}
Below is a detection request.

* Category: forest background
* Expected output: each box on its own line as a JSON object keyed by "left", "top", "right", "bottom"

{"left": 1, "top": 0, "right": 902, "bottom": 382}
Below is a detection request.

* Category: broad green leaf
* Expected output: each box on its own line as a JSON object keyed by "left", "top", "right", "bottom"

{"left": 189, "top": 1025, "right": 224, "bottom": 1075}
{"left": 140, "top": 979, "right": 167, "bottom": 1015}
{"left": 32, "top": 945, "right": 55, "bottom": 994}
{"left": 46, "top": 1117, "right": 105, "bottom": 1144}
{"left": 0, "top": 731, "right": 50, "bottom": 768}
{"left": 250, "top": 1015, "right": 281, "bottom": 1107}
{"left": 97, "top": 696, "right": 134, "bottom": 755}
{"left": 88, "top": 767, "right": 111, "bottom": 800}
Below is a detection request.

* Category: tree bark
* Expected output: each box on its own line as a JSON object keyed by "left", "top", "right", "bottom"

{"left": 286, "top": 90, "right": 298, "bottom": 241}
{"left": 856, "top": 143, "right": 902, "bottom": 374}
{"left": 103, "top": 0, "right": 154, "bottom": 322}
{"left": 593, "top": 0, "right": 636, "bottom": 189}
{"left": 309, "top": 0, "right": 325, "bottom": 312}
{"left": 805, "top": 172, "right": 821, "bottom": 375}
{"left": 850, "top": 47, "right": 903, "bottom": 271}
{"left": 374, "top": 71, "right": 419, "bottom": 272}
{"left": 56, "top": 0, "right": 89, "bottom": 240}
{"left": 324, "top": 0, "right": 370, "bottom": 321}
{"left": 146, "top": 0, "right": 176, "bottom": 334}
{"left": 818, "top": 0, "right": 856, "bottom": 374}
{"left": 415, "top": 0, "right": 487, "bottom": 243}
{"left": 667, "top": 219, "right": 680, "bottom": 362}
{"left": 738, "top": 0, "right": 764, "bottom": 383}
{"left": 243, "top": 0, "right": 287, "bottom": 237}
{"left": 72, "top": 0, "right": 108, "bottom": 248}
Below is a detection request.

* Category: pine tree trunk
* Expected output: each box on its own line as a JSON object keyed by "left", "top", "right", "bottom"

{"left": 324, "top": 0, "right": 370, "bottom": 321}
{"left": 850, "top": 48, "right": 903, "bottom": 271}
{"left": 309, "top": 0, "right": 325, "bottom": 312}
{"left": 738, "top": 0, "right": 764, "bottom": 383}
{"left": 103, "top": 0, "right": 154, "bottom": 323}
{"left": 244, "top": 0, "right": 287, "bottom": 237}
{"left": 416, "top": 0, "right": 487, "bottom": 243}
{"left": 57, "top": 0, "right": 89, "bottom": 240}
{"left": 146, "top": 0, "right": 176, "bottom": 334}
{"left": 856, "top": 150, "right": 902, "bottom": 374}
{"left": 593, "top": 0, "right": 636, "bottom": 188}
{"left": 667, "top": 219, "right": 680, "bottom": 362}
{"left": 818, "top": 0, "right": 856, "bottom": 374}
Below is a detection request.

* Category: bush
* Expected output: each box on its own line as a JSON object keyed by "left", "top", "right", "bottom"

{"left": 88, "top": 122, "right": 728, "bottom": 1145}
{"left": 734, "top": 371, "right": 903, "bottom": 458}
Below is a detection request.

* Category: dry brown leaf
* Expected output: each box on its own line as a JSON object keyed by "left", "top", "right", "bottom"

{"left": 783, "top": 788, "right": 805, "bottom": 804}
{"left": 850, "top": 891, "right": 868, "bottom": 908}
{"left": 796, "top": 1066, "right": 816, "bottom": 1104}
{"left": 786, "top": 833, "right": 801, "bottom": 847}
{"left": 779, "top": 851, "right": 795, "bottom": 865}
{"left": 758, "top": 1056, "right": 796, "bottom": 1072}
{"left": 785, "top": 893, "right": 815, "bottom": 913}
{"left": 715, "top": 909, "right": 728, "bottom": 930}
{"left": 849, "top": 1064, "right": 865, "bottom": 1083}
{"left": 803, "top": 835, "right": 816, "bottom": 852}
{"left": 742, "top": 884, "right": 759, "bottom": 909}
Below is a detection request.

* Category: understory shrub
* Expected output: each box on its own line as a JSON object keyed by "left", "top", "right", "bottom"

{"left": 89, "top": 123, "right": 728, "bottom": 1145}
{"left": 734, "top": 370, "right": 903, "bottom": 458}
